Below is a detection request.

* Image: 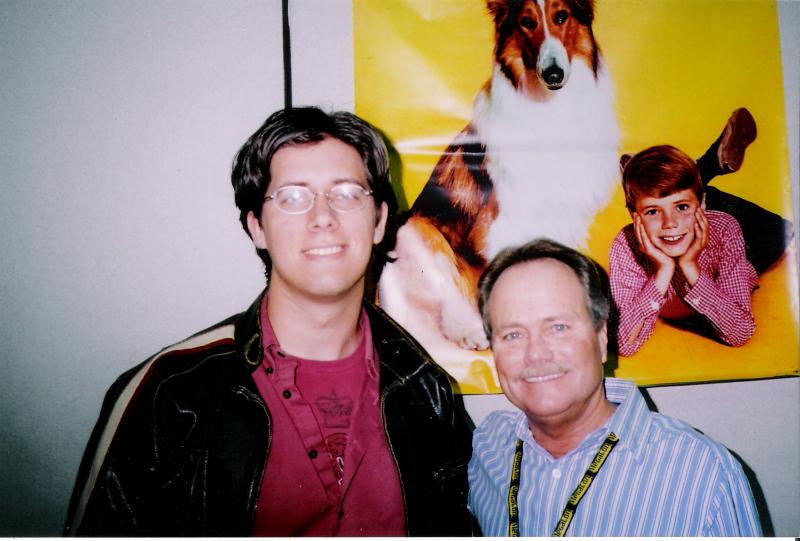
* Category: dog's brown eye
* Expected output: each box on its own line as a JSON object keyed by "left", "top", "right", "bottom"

{"left": 519, "top": 16, "right": 537, "bottom": 30}
{"left": 553, "top": 10, "right": 569, "bottom": 25}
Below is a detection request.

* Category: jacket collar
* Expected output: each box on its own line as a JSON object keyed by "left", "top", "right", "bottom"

{"left": 233, "top": 290, "right": 438, "bottom": 388}
{"left": 234, "top": 289, "right": 267, "bottom": 373}
{"left": 365, "top": 302, "right": 442, "bottom": 393}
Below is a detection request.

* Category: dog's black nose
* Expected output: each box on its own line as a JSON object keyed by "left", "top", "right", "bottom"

{"left": 542, "top": 65, "right": 564, "bottom": 87}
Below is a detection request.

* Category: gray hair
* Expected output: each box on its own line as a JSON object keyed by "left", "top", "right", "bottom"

{"left": 477, "top": 238, "right": 610, "bottom": 338}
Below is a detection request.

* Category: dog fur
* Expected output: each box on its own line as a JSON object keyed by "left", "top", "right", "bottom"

{"left": 379, "top": 0, "right": 620, "bottom": 378}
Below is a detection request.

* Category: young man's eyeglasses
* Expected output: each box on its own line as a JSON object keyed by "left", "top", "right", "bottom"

{"left": 264, "top": 183, "right": 374, "bottom": 215}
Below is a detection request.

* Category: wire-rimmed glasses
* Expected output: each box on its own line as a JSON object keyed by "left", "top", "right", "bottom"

{"left": 264, "top": 183, "right": 374, "bottom": 215}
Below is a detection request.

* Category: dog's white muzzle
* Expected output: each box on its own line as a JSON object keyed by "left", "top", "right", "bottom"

{"left": 537, "top": 36, "right": 570, "bottom": 90}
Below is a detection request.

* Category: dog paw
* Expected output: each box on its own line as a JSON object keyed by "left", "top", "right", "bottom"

{"left": 459, "top": 332, "right": 490, "bottom": 351}
{"left": 441, "top": 313, "right": 490, "bottom": 351}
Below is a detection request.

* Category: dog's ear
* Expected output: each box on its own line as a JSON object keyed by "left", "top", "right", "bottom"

{"left": 486, "top": 0, "right": 509, "bottom": 26}
{"left": 567, "top": 0, "right": 595, "bottom": 26}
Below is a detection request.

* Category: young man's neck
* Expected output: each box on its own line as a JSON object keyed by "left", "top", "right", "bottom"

{"left": 266, "top": 284, "right": 365, "bottom": 361}
{"left": 527, "top": 394, "right": 617, "bottom": 459}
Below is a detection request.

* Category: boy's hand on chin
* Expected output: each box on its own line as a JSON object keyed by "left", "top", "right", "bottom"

{"left": 634, "top": 214, "right": 674, "bottom": 296}
{"left": 677, "top": 209, "right": 708, "bottom": 286}
{"left": 634, "top": 214, "right": 674, "bottom": 271}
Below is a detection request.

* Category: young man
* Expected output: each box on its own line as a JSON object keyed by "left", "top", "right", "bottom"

{"left": 469, "top": 238, "right": 761, "bottom": 536}
{"left": 610, "top": 144, "right": 758, "bottom": 356}
{"left": 64, "top": 107, "right": 476, "bottom": 536}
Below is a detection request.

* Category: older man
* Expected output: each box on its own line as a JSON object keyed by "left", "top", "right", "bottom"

{"left": 468, "top": 238, "right": 761, "bottom": 536}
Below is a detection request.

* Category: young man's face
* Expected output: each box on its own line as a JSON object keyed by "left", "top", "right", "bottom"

{"left": 633, "top": 188, "right": 703, "bottom": 258}
{"left": 488, "top": 259, "right": 608, "bottom": 430}
{"left": 247, "top": 137, "right": 388, "bottom": 304}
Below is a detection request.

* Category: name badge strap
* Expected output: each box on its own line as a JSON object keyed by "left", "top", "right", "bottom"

{"left": 506, "top": 438, "right": 524, "bottom": 537}
{"left": 506, "top": 432, "right": 619, "bottom": 537}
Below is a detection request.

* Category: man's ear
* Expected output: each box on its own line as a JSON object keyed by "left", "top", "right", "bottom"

{"left": 373, "top": 202, "right": 389, "bottom": 245}
{"left": 246, "top": 210, "right": 268, "bottom": 250}
{"left": 598, "top": 322, "right": 609, "bottom": 364}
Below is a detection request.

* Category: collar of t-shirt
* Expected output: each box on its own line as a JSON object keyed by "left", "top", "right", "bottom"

{"left": 257, "top": 293, "right": 381, "bottom": 495}
{"left": 258, "top": 295, "right": 379, "bottom": 381}
{"left": 250, "top": 295, "right": 406, "bottom": 536}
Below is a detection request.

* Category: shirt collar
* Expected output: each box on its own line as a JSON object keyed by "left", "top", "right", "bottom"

{"left": 600, "top": 378, "right": 651, "bottom": 461}
{"left": 258, "top": 294, "right": 379, "bottom": 381}
{"left": 513, "top": 378, "right": 651, "bottom": 461}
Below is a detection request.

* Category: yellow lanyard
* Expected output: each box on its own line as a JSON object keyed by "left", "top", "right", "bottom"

{"left": 507, "top": 432, "right": 619, "bottom": 537}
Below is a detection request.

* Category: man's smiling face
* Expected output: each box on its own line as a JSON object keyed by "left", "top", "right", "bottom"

{"left": 247, "top": 137, "right": 387, "bottom": 304}
{"left": 488, "top": 258, "right": 608, "bottom": 430}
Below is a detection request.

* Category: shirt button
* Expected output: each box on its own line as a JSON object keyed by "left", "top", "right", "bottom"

{"left": 649, "top": 300, "right": 659, "bottom": 310}
{"left": 282, "top": 390, "right": 292, "bottom": 399}
{"left": 552, "top": 468, "right": 562, "bottom": 479}
{"left": 308, "top": 449, "right": 318, "bottom": 459}
{"left": 265, "top": 366, "right": 274, "bottom": 375}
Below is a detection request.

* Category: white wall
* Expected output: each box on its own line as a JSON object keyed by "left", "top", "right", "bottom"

{"left": 0, "top": 0, "right": 797, "bottom": 536}
{"left": 0, "top": 0, "right": 279, "bottom": 534}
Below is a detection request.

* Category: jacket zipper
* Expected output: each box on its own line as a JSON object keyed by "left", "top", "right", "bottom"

{"left": 380, "top": 388, "right": 409, "bottom": 534}
{"left": 231, "top": 384, "right": 272, "bottom": 532}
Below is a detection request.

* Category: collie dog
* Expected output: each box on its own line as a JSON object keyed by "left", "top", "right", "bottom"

{"left": 379, "top": 0, "right": 619, "bottom": 379}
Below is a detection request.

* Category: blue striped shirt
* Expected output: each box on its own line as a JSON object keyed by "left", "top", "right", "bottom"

{"left": 468, "top": 378, "right": 762, "bottom": 536}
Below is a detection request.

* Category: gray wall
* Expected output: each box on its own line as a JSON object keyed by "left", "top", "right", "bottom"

{"left": 1, "top": 0, "right": 797, "bottom": 536}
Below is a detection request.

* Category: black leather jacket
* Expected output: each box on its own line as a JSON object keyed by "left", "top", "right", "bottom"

{"left": 64, "top": 293, "right": 476, "bottom": 536}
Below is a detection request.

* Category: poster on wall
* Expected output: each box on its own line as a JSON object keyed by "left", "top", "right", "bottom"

{"left": 353, "top": 0, "right": 798, "bottom": 393}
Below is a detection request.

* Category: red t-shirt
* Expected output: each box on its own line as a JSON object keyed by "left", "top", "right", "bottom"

{"left": 250, "top": 296, "right": 406, "bottom": 536}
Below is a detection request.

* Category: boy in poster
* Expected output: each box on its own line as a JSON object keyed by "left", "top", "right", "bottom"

{"left": 609, "top": 144, "right": 758, "bottom": 356}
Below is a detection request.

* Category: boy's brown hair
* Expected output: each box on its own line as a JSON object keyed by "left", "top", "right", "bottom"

{"left": 622, "top": 145, "right": 703, "bottom": 211}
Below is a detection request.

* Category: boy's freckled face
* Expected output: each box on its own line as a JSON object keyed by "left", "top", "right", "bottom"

{"left": 634, "top": 189, "right": 702, "bottom": 258}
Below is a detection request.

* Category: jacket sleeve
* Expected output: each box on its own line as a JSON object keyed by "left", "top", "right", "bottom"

{"left": 402, "top": 365, "right": 479, "bottom": 536}
{"left": 446, "top": 379, "right": 483, "bottom": 536}
{"left": 63, "top": 359, "right": 162, "bottom": 536}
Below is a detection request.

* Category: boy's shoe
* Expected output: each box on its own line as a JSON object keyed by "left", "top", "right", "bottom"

{"left": 716, "top": 108, "right": 757, "bottom": 173}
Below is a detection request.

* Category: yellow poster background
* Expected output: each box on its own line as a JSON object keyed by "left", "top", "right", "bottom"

{"left": 354, "top": 0, "right": 798, "bottom": 392}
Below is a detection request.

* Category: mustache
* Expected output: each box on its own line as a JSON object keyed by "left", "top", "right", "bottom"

{"left": 518, "top": 362, "right": 567, "bottom": 380}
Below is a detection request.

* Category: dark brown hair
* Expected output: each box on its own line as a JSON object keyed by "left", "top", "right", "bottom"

{"left": 231, "top": 107, "right": 398, "bottom": 282}
{"left": 622, "top": 144, "right": 703, "bottom": 211}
